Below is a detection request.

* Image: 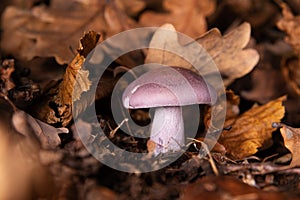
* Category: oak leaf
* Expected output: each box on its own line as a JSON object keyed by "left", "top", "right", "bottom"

{"left": 197, "top": 23, "right": 259, "bottom": 85}
{"left": 219, "top": 96, "right": 286, "bottom": 159}
{"left": 145, "top": 23, "right": 259, "bottom": 86}
{"left": 1, "top": 0, "right": 137, "bottom": 64}
{"left": 140, "top": 0, "right": 215, "bottom": 38}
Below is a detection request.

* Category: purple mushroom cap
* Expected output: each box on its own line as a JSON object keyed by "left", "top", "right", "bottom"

{"left": 122, "top": 66, "right": 217, "bottom": 155}
{"left": 123, "top": 66, "right": 217, "bottom": 109}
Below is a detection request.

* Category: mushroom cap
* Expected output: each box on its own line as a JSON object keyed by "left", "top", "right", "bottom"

{"left": 123, "top": 66, "right": 217, "bottom": 109}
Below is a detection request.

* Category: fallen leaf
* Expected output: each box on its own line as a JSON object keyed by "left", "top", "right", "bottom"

{"left": 219, "top": 96, "right": 286, "bottom": 159}
{"left": 1, "top": 0, "right": 137, "bottom": 64}
{"left": 277, "top": 3, "right": 300, "bottom": 97}
{"left": 276, "top": 123, "right": 300, "bottom": 167}
{"left": 0, "top": 59, "right": 15, "bottom": 93}
{"left": 281, "top": 56, "right": 300, "bottom": 96}
{"left": 12, "top": 110, "right": 68, "bottom": 149}
{"left": 145, "top": 23, "right": 259, "bottom": 86}
{"left": 197, "top": 22, "right": 259, "bottom": 85}
{"left": 34, "top": 31, "right": 100, "bottom": 126}
{"left": 114, "top": 0, "right": 146, "bottom": 18}
{"left": 181, "top": 176, "right": 285, "bottom": 200}
{"left": 140, "top": 0, "right": 215, "bottom": 38}
{"left": 277, "top": 3, "right": 300, "bottom": 54}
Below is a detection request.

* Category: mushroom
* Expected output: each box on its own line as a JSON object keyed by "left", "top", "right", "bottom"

{"left": 122, "top": 66, "right": 217, "bottom": 155}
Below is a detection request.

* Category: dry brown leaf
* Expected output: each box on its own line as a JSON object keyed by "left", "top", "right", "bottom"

{"left": 277, "top": 4, "right": 300, "bottom": 98}
{"left": 219, "top": 96, "right": 286, "bottom": 159}
{"left": 281, "top": 56, "right": 300, "bottom": 97}
{"left": 145, "top": 23, "right": 259, "bottom": 86}
{"left": 0, "top": 59, "right": 15, "bottom": 93}
{"left": 140, "top": 0, "right": 215, "bottom": 38}
{"left": 277, "top": 3, "right": 300, "bottom": 54}
{"left": 12, "top": 110, "right": 68, "bottom": 149}
{"left": 34, "top": 31, "right": 100, "bottom": 126}
{"left": 276, "top": 123, "right": 300, "bottom": 167}
{"left": 1, "top": 0, "right": 137, "bottom": 64}
{"left": 181, "top": 176, "right": 285, "bottom": 200}
{"left": 197, "top": 23, "right": 259, "bottom": 85}
{"left": 114, "top": 0, "right": 146, "bottom": 17}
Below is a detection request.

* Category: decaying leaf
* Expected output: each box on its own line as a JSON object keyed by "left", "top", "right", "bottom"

{"left": 140, "top": 0, "right": 215, "bottom": 38}
{"left": 1, "top": 0, "right": 136, "bottom": 64}
{"left": 276, "top": 123, "right": 300, "bottom": 167}
{"left": 35, "top": 31, "right": 100, "bottom": 126}
{"left": 219, "top": 96, "right": 286, "bottom": 159}
{"left": 145, "top": 23, "right": 259, "bottom": 86}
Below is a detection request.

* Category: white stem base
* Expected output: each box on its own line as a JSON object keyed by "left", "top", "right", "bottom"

{"left": 149, "top": 106, "right": 184, "bottom": 155}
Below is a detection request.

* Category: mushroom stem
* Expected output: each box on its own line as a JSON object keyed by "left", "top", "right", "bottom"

{"left": 149, "top": 106, "right": 184, "bottom": 155}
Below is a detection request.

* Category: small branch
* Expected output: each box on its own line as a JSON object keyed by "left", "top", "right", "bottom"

{"left": 191, "top": 138, "right": 219, "bottom": 176}
{"left": 109, "top": 118, "right": 128, "bottom": 138}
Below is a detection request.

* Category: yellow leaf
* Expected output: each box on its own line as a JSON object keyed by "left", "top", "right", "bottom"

{"left": 219, "top": 96, "right": 286, "bottom": 159}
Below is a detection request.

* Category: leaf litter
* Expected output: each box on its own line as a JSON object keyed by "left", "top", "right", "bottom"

{"left": 1, "top": 0, "right": 300, "bottom": 199}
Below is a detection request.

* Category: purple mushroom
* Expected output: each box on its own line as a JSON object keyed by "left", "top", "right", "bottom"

{"left": 122, "top": 66, "right": 217, "bottom": 155}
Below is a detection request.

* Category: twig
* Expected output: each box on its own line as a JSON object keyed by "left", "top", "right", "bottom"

{"left": 109, "top": 118, "right": 128, "bottom": 137}
{"left": 190, "top": 138, "right": 219, "bottom": 176}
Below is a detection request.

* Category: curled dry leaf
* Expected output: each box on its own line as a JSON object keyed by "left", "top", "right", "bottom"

{"left": 1, "top": 0, "right": 136, "bottom": 64}
{"left": 140, "top": 0, "right": 215, "bottom": 38}
{"left": 35, "top": 31, "right": 100, "bottom": 126}
{"left": 12, "top": 110, "right": 68, "bottom": 149}
{"left": 275, "top": 123, "right": 300, "bottom": 167}
{"left": 145, "top": 22, "right": 259, "bottom": 86}
{"left": 219, "top": 96, "right": 286, "bottom": 159}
